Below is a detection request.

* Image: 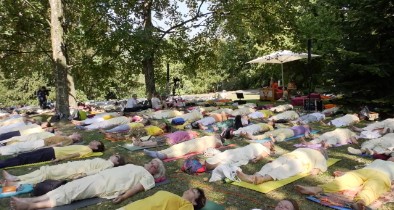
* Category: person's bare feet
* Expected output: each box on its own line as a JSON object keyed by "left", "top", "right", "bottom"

{"left": 351, "top": 201, "right": 369, "bottom": 210}
{"left": 299, "top": 137, "right": 308, "bottom": 145}
{"left": 11, "top": 197, "right": 30, "bottom": 210}
{"left": 3, "top": 170, "right": 18, "bottom": 182}
{"left": 236, "top": 171, "right": 254, "bottom": 183}
{"left": 333, "top": 171, "right": 345, "bottom": 177}
{"left": 295, "top": 185, "right": 322, "bottom": 195}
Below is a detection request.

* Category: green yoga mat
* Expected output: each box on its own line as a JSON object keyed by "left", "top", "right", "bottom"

{"left": 229, "top": 158, "right": 341, "bottom": 194}
{"left": 201, "top": 200, "right": 225, "bottom": 210}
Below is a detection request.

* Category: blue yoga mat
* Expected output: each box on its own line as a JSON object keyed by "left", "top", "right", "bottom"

{"left": 250, "top": 130, "right": 319, "bottom": 143}
{"left": 306, "top": 196, "right": 351, "bottom": 210}
{"left": 0, "top": 184, "right": 33, "bottom": 198}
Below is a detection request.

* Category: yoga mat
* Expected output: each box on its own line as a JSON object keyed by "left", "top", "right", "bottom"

{"left": 44, "top": 197, "right": 108, "bottom": 210}
{"left": 229, "top": 158, "right": 341, "bottom": 193}
{"left": 250, "top": 130, "right": 320, "bottom": 143}
{"left": 201, "top": 200, "right": 225, "bottom": 210}
{"left": 0, "top": 184, "right": 33, "bottom": 198}
{"left": 4, "top": 152, "right": 103, "bottom": 170}
{"left": 43, "top": 179, "right": 172, "bottom": 210}
{"left": 163, "top": 144, "right": 237, "bottom": 162}
{"left": 306, "top": 196, "right": 351, "bottom": 210}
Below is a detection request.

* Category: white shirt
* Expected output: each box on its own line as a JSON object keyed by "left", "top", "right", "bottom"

{"left": 151, "top": 97, "right": 162, "bottom": 109}
{"left": 125, "top": 98, "right": 138, "bottom": 108}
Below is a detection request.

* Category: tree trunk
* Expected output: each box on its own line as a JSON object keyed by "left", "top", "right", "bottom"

{"left": 142, "top": 0, "right": 156, "bottom": 97}
{"left": 142, "top": 55, "right": 155, "bottom": 98}
{"left": 49, "top": 0, "right": 75, "bottom": 118}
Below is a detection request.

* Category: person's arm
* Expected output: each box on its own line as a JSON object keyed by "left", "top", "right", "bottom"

{"left": 52, "top": 153, "right": 80, "bottom": 162}
{"left": 112, "top": 183, "right": 145, "bottom": 204}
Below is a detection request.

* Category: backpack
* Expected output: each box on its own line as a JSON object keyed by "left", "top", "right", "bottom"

{"left": 181, "top": 158, "right": 206, "bottom": 175}
{"left": 32, "top": 179, "right": 68, "bottom": 196}
{"left": 171, "top": 118, "right": 185, "bottom": 125}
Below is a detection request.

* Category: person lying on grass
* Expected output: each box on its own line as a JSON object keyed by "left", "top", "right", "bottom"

{"left": 236, "top": 147, "right": 328, "bottom": 185}
{"left": 292, "top": 112, "right": 325, "bottom": 125}
{"left": 71, "top": 112, "right": 120, "bottom": 126}
{"left": 10, "top": 159, "right": 165, "bottom": 210}
{"left": 242, "top": 124, "right": 312, "bottom": 142}
{"left": 0, "top": 140, "right": 104, "bottom": 169}
{"left": 144, "top": 135, "right": 223, "bottom": 160}
{"left": 295, "top": 158, "right": 394, "bottom": 210}
{"left": 348, "top": 133, "right": 394, "bottom": 159}
{"left": 299, "top": 128, "right": 358, "bottom": 148}
{"left": 190, "top": 112, "right": 229, "bottom": 130}
{"left": 0, "top": 122, "right": 54, "bottom": 142}
{"left": 103, "top": 123, "right": 168, "bottom": 141}
{"left": 2, "top": 154, "right": 125, "bottom": 186}
{"left": 131, "top": 130, "right": 199, "bottom": 147}
{"left": 350, "top": 118, "right": 394, "bottom": 139}
{"left": 232, "top": 120, "right": 275, "bottom": 137}
{"left": 118, "top": 188, "right": 206, "bottom": 210}
{"left": 324, "top": 113, "right": 361, "bottom": 127}
{"left": 76, "top": 116, "right": 131, "bottom": 131}
{"left": 0, "top": 133, "right": 83, "bottom": 156}
{"left": 205, "top": 141, "right": 275, "bottom": 171}
{"left": 268, "top": 110, "right": 300, "bottom": 122}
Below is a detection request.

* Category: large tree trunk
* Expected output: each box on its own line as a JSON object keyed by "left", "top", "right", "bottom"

{"left": 142, "top": 0, "right": 156, "bottom": 97}
{"left": 49, "top": 0, "right": 76, "bottom": 118}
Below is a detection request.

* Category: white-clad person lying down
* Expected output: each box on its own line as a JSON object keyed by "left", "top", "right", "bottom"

{"left": 350, "top": 118, "right": 394, "bottom": 139}
{"left": 236, "top": 147, "right": 328, "bottom": 184}
{"left": 299, "top": 128, "right": 358, "bottom": 148}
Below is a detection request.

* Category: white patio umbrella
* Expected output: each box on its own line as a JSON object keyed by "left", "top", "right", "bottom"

{"left": 247, "top": 50, "right": 320, "bottom": 88}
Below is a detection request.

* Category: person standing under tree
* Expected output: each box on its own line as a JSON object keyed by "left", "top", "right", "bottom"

{"left": 37, "top": 86, "right": 49, "bottom": 109}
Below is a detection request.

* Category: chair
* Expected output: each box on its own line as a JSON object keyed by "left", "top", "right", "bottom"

{"left": 235, "top": 92, "right": 246, "bottom": 104}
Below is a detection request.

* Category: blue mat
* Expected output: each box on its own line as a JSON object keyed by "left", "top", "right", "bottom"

{"left": 0, "top": 184, "right": 33, "bottom": 198}
{"left": 306, "top": 196, "right": 351, "bottom": 210}
{"left": 250, "top": 130, "right": 319, "bottom": 143}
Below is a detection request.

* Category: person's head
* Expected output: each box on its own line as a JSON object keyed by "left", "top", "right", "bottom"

{"left": 88, "top": 140, "right": 105, "bottom": 152}
{"left": 262, "top": 141, "right": 275, "bottom": 152}
{"left": 267, "top": 120, "right": 276, "bottom": 128}
{"left": 144, "top": 158, "right": 166, "bottom": 179}
{"left": 108, "top": 154, "right": 126, "bottom": 167}
{"left": 132, "top": 94, "right": 137, "bottom": 99}
{"left": 234, "top": 115, "right": 243, "bottom": 130}
{"left": 182, "top": 188, "right": 206, "bottom": 210}
{"left": 275, "top": 199, "right": 299, "bottom": 210}
{"left": 69, "top": 132, "right": 83, "bottom": 142}
{"left": 387, "top": 157, "right": 394, "bottom": 162}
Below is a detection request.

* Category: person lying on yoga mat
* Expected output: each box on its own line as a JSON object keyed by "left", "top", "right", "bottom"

{"left": 77, "top": 116, "right": 132, "bottom": 131}
{"left": 71, "top": 112, "right": 120, "bottom": 126}
{"left": 242, "top": 124, "right": 312, "bottom": 142}
{"left": 293, "top": 112, "right": 325, "bottom": 125}
{"left": 0, "top": 132, "right": 83, "bottom": 156}
{"left": 229, "top": 107, "right": 255, "bottom": 116}
{"left": 205, "top": 141, "right": 275, "bottom": 170}
{"left": 168, "top": 110, "right": 203, "bottom": 123}
{"left": 268, "top": 110, "right": 300, "bottom": 122}
{"left": 299, "top": 128, "right": 358, "bottom": 148}
{"left": 190, "top": 112, "right": 229, "bottom": 130}
{"left": 144, "top": 135, "right": 223, "bottom": 160}
{"left": 10, "top": 159, "right": 165, "bottom": 209}
{"left": 232, "top": 121, "right": 275, "bottom": 136}
{"left": 1, "top": 131, "right": 55, "bottom": 145}
{"left": 101, "top": 118, "right": 150, "bottom": 133}
{"left": 2, "top": 154, "right": 125, "bottom": 185}
{"left": 348, "top": 133, "right": 394, "bottom": 159}
{"left": 0, "top": 140, "right": 105, "bottom": 169}
{"left": 350, "top": 118, "right": 394, "bottom": 139}
{"left": 324, "top": 113, "right": 360, "bottom": 127}
{"left": 104, "top": 123, "right": 169, "bottom": 141}
{"left": 247, "top": 110, "right": 274, "bottom": 119}
{"left": 269, "top": 104, "right": 293, "bottom": 113}
{"left": 132, "top": 130, "right": 199, "bottom": 147}
{"left": 144, "top": 109, "right": 183, "bottom": 119}
{"left": 118, "top": 188, "right": 206, "bottom": 210}
{"left": 236, "top": 148, "right": 328, "bottom": 185}
{"left": 295, "top": 158, "right": 394, "bottom": 210}
{"left": 0, "top": 123, "right": 54, "bottom": 142}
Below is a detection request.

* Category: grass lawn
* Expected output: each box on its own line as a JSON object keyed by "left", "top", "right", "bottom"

{"left": 0, "top": 96, "right": 393, "bottom": 210}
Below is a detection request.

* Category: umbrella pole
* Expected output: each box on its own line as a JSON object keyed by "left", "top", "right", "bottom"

{"left": 281, "top": 63, "right": 284, "bottom": 89}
